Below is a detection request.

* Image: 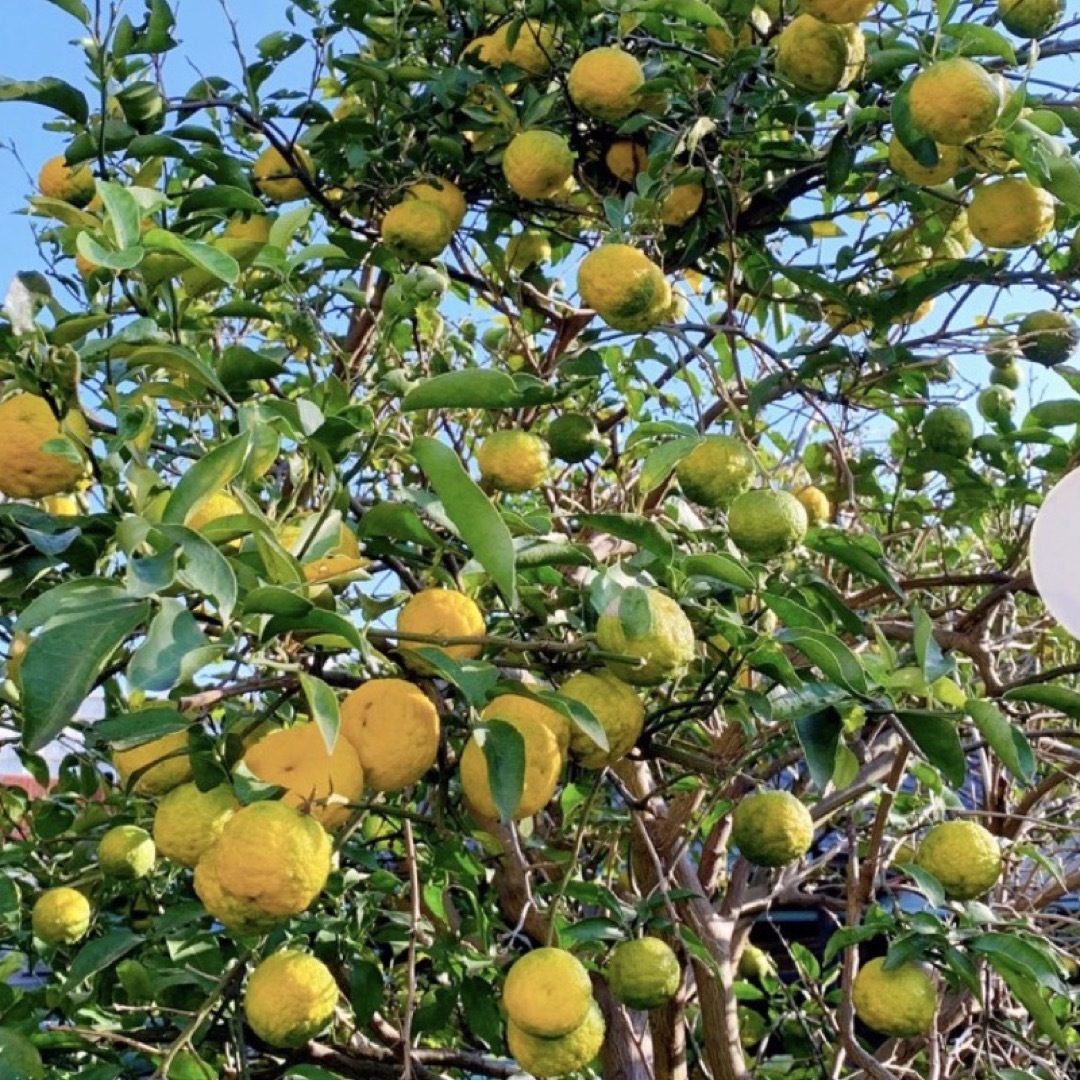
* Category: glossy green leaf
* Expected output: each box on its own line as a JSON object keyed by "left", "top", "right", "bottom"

{"left": 966, "top": 699, "right": 1035, "bottom": 781}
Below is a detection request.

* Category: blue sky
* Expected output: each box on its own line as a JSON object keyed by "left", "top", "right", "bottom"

{"left": 0, "top": 1, "right": 291, "bottom": 285}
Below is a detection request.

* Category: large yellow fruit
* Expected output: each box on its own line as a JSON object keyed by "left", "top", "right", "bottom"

{"left": 728, "top": 489, "right": 809, "bottom": 559}
{"left": 407, "top": 177, "right": 467, "bottom": 230}
{"left": 915, "top": 820, "right": 1002, "bottom": 900}
{"left": 253, "top": 145, "right": 314, "bottom": 203}
{"left": 153, "top": 782, "right": 238, "bottom": 867}
{"left": 208, "top": 800, "right": 332, "bottom": 919}
{"left": 676, "top": 435, "right": 757, "bottom": 508}
{"left": 606, "top": 937, "right": 681, "bottom": 1009}
{"left": 731, "top": 790, "right": 815, "bottom": 867}
{"left": 460, "top": 713, "right": 561, "bottom": 821}
{"left": 223, "top": 213, "right": 273, "bottom": 243}
{"left": 242, "top": 723, "right": 364, "bottom": 830}
{"left": 968, "top": 178, "right": 1055, "bottom": 248}
{"left": 380, "top": 200, "right": 454, "bottom": 262}
{"left": 489, "top": 20, "right": 558, "bottom": 75}
{"left": 887, "top": 137, "right": 965, "bottom": 186}
{"left": 578, "top": 244, "right": 671, "bottom": 333}
{"left": 660, "top": 179, "right": 704, "bottom": 227}
{"left": 605, "top": 140, "right": 649, "bottom": 183}
{"left": 477, "top": 430, "right": 550, "bottom": 492}
{"left": 31, "top": 887, "right": 91, "bottom": 945}
{"left": 596, "top": 587, "right": 695, "bottom": 685}
{"left": 775, "top": 15, "right": 865, "bottom": 95}
{"left": 0, "top": 394, "right": 88, "bottom": 500}
{"left": 397, "top": 588, "right": 485, "bottom": 674}
{"left": 340, "top": 679, "right": 440, "bottom": 791}
{"left": 113, "top": 730, "right": 193, "bottom": 795}
{"left": 999, "top": 0, "right": 1063, "bottom": 38}
{"left": 481, "top": 694, "right": 571, "bottom": 758}
{"left": 909, "top": 58, "right": 1001, "bottom": 146}
{"left": 568, "top": 47, "right": 645, "bottom": 122}
{"left": 507, "top": 1001, "right": 606, "bottom": 1078}
{"left": 502, "top": 130, "right": 575, "bottom": 200}
{"left": 795, "top": 485, "right": 831, "bottom": 526}
{"left": 193, "top": 839, "right": 282, "bottom": 935}
{"left": 244, "top": 950, "right": 338, "bottom": 1048}
{"left": 503, "top": 948, "right": 594, "bottom": 1037}
{"left": 851, "top": 958, "right": 937, "bottom": 1037}
{"left": 279, "top": 516, "right": 366, "bottom": 586}
{"left": 97, "top": 825, "right": 156, "bottom": 880}
{"left": 505, "top": 229, "right": 552, "bottom": 270}
{"left": 560, "top": 671, "right": 645, "bottom": 769}
{"left": 38, "top": 154, "right": 96, "bottom": 206}
{"left": 799, "top": 0, "right": 876, "bottom": 21}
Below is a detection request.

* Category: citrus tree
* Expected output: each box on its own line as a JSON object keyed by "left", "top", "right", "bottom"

{"left": 1, "top": 1, "right": 1079, "bottom": 1078}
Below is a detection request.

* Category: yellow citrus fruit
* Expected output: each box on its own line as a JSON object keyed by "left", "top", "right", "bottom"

{"left": 223, "top": 213, "right": 273, "bottom": 243}
{"left": 705, "top": 25, "right": 736, "bottom": 57}
{"left": 477, "top": 430, "right": 550, "bottom": 493}
{"left": 605, "top": 140, "right": 649, "bottom": 183}
{"left": 0, "top": 1028, "right": 44, "bottom": 1080}
{"left": 568, "top": 47, "right": 645, "bottom": 122}
{"left": 397, "top": 588, "right": 485, "bottom": 674}
{"left": 113, "top": 730, "right": 193, "bottom": 795}
{"left": 915, "top": 820, "right": 1002, "bottom": 900}
{"left": 676, "top": 435, "right": 757, "bottom": 508}
{"left": 738, "top": 944, "right": 776, "bottom": 982}
{"left": 660, "top": 180, "right": 704, "bottom": 227}
{"left": 503, "top": 948, "right": 594, "bottom": 1037}
{"left": 852, "top": 957, "right": 937, "bottom": 1037}
{"left": 459, "top": 714, "right": 561, "bottom": 821}
{"left": 208, "top": 800, "right": 332, "bottom": 919}
{"left": 97, "top": 825, "right": 156, "bottom": 879}
{"left": 799, "top": 0, "right": 876, "bottom": 21}
{"left": 739, "top": 1006, "right": 769, "bottom": 1047}
{"left": 481, "top": 694, "right": 571, "bottom": 758}
{"left": 502, "top": 130, "right": 575, "bottom": 200}
{"left": 244, "top": 950, "right": 338, "bottom": 1048}
{"left": 922, "top": 405, "right": 974, "bottom": 455}
{"left": 1017, "top": 309, "right": 1079, "bottom": 366}
{"left": 728, "top": 489, "right": 809, "bottom": 560}
{"left": 407, "top": 177, "right": 466, "bottom": 231}
{"left": 279, "top": 517, "right": 366, "bottom": 586}
{"left": 775, "top": 15, "right": 865, "bottom": 95}
{"left": 794, "top": 485, "right": 831, "bottom": 525}
{"left": 242, "top": 723, "right": 364, "bottom": 830}
{"left": 607, "top": 938, "right": 681, "bottom": 1009}
{"left": 578, "top": 244, "right": 671, "bottom": 333}
{"left": 340, "top": 679, "right": 440, "bottom": 791}
{"left": 193, "top": 839, "right": 282, "bottom": 935}
{"left": 547, "top": 412, "right": 601, "bottom": 463}
{"left": 560, "top": 671, "right": 645, "bottom": 769}
{"left": 38, "top": 154, "right": 96, "bottom": 206}
{"left": 31, "top": 887, "right": 92, "bottom": 945}
{"left": 505, "top": 229, "right": 552, "bottom": 270}
{"left": 153, "top": 782, "right": 238, "bottom": 867}
{"left": 999, "top": 0, "right": 1063, "bottom": 38}
{"left": 596, "top": 587, "right": 695, "bottom": 686}
{"left": 185, "top": 491, "right": 244, "bottom": 537}
{"left": 909, "top": 58, "right": 1002, "bottom": 146}
{"left": 507, "top": 1000, "right": 606, "bottom": 1078}
{"left": 731, "top": 790, "right": 815, "bottom": 867}
{"left": 489, "top": 20, "right": 558, "bottom": 75}
{"left": 253, "top": 145, "right": 314, "bottom": 203}
{"left": 463, "top": 33, "right": 507, "bottom": 66}
{"left": 887, "top": 137, "right": 965, "bottom": 186}
{"left": 0, "top": 394, "right": 88, "bottom": 500}
{"left": 380, "top": 199, "right": 454, "bottom": 262}
{"left": 968, "top": 178, "right": 1056, "bottom": 249}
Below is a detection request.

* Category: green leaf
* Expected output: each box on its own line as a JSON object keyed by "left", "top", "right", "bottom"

{"left": 45, "top": 0, "right": 91, "bottom": 24}
{"left": 806, "top": 530, "right": 902, "bottom": 597}
{"left": 777, "top": 629, "right": 868, "bottom": 694}
{"left": 579, "top": 512, "right": 675, "bottom": 563}
{"left": 160, "top": 524, "right": 237, "bottom": 621}
{"left": 93, "top": 705, "right": 188, "bottom": 747}
{"left": 1044, "top": 155, "right": 1080, "bottom": 209}
{"left": 479, "top": 719, "right": 526, "bottom": 824}
{"left": 64, "top": 930, "right": 143, "bottom": 989}
{"left": 965, "top": 699, "right": 1035, "bottom": 781}
{"left": 142, "top": 228, "right": 240, "bottom": 284}
{"left": 681, "top": 552, "right": 755, "bottom": 591}
{"left": 0, "top": 76, "right": 89, "bottom": 123}
{"left": 1023, "top": 399, "right": 1080, "bottom": 429}
{"left": 402, "top": 369, "right": 525, "bottom": 411}
{"left": 162, "top": 430, "right": 251, "bottom": 525}
{"left": 21, "top": 599, "right": 151, "bottom": 750}
{"left": 639, "top": 435, "right": 700, "bottom": 494}
{"left": 970, "top": 933, "right": 1067, "bottom": 991}
{"left": 536, "top": 691, "right": 609, "bottom": 752}
{"left": 992, "top": 958, "right": 1070, "bottom": 1050}
{"left": 127, "top": 598, "right": 213, "bottom": 693}
{"left": 412, "top": 436, "right": 517, "bottom": 605}
{"left": 75, "top": 231, "right": 144, "bottom": 271}
{"left": 1002, "top": 683, "right": 1080, "bottom": 717}
{"left": 794, "top": 711, "right": 843, "bottom": 791}
{"left": 300, "top": 674, "right": 341, "bottom": 753}
{"left": 179, "top": 185, "right": 266, "bottom": 216}
{"left": 634, "top": 0, "right": 724, "bottom": 27}
{"left": 891, "top": 76, "right": 938, "bottom": 168}
{"left": 912, "top": 606, "right": 953, "bottom": 682}
{"left": 95, "top": 180, "right": 142, "bottom": 249}
{"left": 125, "top": 343, "right": 231, "bottom": 399}
{"left": 895, "top": 711, "right": 966, "bottom": 787}
{"left": 901, "top": 861, "right": 947, "bottom": 909}
{"left": 942, "top": 22, "right": 1018, "bottom": 64}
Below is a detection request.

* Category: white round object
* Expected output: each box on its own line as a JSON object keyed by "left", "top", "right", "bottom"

{"left": 1031, "top": 468, "right": 1080, "bottom": 638}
